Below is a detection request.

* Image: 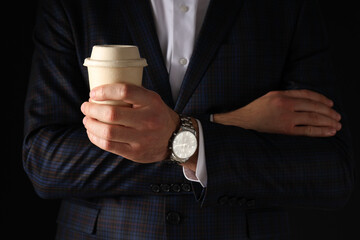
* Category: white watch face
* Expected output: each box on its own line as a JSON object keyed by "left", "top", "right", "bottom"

{"left": 172, "top": 131, "right": 197, "bottom": 159}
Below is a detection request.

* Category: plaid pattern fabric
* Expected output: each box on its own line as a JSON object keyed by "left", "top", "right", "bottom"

{"left": 23, "top": 0, "right": 354, "bottom": 239}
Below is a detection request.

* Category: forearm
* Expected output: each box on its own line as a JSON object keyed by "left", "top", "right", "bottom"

{"left": 23, "top": 125, "right": 123, "bottom": 198}
{"left": 23, "top": 124, "right": 188, "bottom": 199}
{"left": 197, "top": 114, "right": 354, "bottom": 209}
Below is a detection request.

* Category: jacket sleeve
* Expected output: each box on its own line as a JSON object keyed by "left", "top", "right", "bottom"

{"left": 197, "top": 0, "right": 354, "bottom": 209}
{"left": 22, "top": 0, "right": 183, "bottom": 199}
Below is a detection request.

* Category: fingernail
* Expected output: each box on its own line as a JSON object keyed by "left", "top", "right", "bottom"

{"left": 80, "top": 103, "right": 85, "bottom": 113}
{"left": 337, "top": 114, "right": 342, "bottom": 121}
{"left": 337, "top": 123, "right": 342, "bottom": 130}
{"left": 83, "top": 117, "right": 87, "bottom": 125}
{"left": 327, "top": 129, "right": 336, "bottom": 136}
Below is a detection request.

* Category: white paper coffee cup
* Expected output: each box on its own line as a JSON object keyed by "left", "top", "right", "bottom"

{"left": 83, "top": 45, "right": 148, "bottom": 106}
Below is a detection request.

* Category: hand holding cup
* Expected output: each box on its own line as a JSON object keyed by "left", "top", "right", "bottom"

{"left": 83, "top": 45, "right": 148, "bottom": 106}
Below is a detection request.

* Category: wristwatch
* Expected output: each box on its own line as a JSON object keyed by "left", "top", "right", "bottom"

{"left": 169, "top": 115, "right": 198, "bottom": 163}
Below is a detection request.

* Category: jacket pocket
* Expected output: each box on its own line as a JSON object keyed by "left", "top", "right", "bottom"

{"left": 57, "top": 199, "right": 100, "bottom": 235}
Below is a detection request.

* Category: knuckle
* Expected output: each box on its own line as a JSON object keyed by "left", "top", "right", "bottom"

{"left": 285, "top": 119, "right": 296, "bottom": 131}
{"left": 131, "top": 143, "right": 145, "bottom": 159}
{"left": 102, "top": 125, "right": 114, "bottom": 140}
{"left": 141, "top": 112, "right": 161, "bottom": 131}
{"left": 152, "top": 91, "right": 162, "bottom": 102}
{"left": 308, "top": 112, "right": 320, "bottom": 122}
{"left": 272, "top": 95, "right": 288, "bottom": 108}
{"left": 278, "top": 112, "right": 297, "bottom": 134}
{"left": 148, "top": 91, "right": 163, "bottom": 106}
{"left": 97, "top": 86, "right": 105, "bottom": 99}
{"left": 305, "top": 126, "right": 314, "bottom": 136}
{"left": 102, "top": 140, "right": 113, "bottom": 151}
{"left": 132, "top": 143, "right": 142, "bottom": 153}
{"left": 120, "top": 84, "right": 131, "bottom": 99}
{"left": 285, "top": 126, "right": 296, "bottom": 135}
{"left": 106, "top": 107, "right": 118, "bottom": 122}
{"left": 281, "top": 121, "right": 295, "bottom": 135}
{"left": 147, "top": 116, "right": 161, "bottom": 130}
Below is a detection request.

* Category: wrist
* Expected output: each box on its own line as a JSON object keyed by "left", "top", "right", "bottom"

{"left": 213, "top": 112, "right": 230, "bottom": 125}
{"left": 170, "top": 110, "right": 181, "bottom": 133}
{"left": 213, "top": 110, "right": 250, "bottom": 129}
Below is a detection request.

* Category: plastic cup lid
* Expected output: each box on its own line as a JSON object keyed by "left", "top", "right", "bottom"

{"left": 83, "top": 45, "right": 148, "bottom": 68}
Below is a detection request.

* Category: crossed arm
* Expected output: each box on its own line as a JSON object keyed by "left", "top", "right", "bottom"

{"left": 81, "top": 83, "right": 343, "bottom": 171}
{"left": 79, "top": 84, "right": 353, "bottom": 209}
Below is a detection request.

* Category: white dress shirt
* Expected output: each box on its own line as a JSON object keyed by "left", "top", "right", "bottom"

{"left": 150, "top": 0, "right": 210, "bottom": 187}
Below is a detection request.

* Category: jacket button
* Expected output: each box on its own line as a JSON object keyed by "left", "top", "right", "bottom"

{"left": 218, "top": 195, "right": 229, "bottom": 205}
{"left": 171, "top": 184, "right": 181, "bottom": 192}
{"left": 160, "top": 184, "right": 170, "bottom": 192}
{"left": 150, "top": 184, "right": 160, "bottom": 193}
{"left": 181, "top": 183, "right": 191, "bottom": 192}
{"left": 166, "top": 212, "right": 181, "bottom": 224}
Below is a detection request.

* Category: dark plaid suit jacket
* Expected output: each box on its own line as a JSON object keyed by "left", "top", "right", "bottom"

{"left": 23, "top": 0, "right": 354, "bottom": 239}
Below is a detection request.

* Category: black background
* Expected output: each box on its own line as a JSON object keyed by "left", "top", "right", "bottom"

{"left": 8, "top": 0, "right": 359, "bottom": 239}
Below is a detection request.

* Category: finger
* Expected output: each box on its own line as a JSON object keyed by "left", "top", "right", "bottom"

{"left": 86, "top": 129, "right": 133, "bottom": 156}
{"left": 292, "top": 126, "right": 337, "bottom": 137}
{"left": 83, "top": 116, "right": 138, "bottom": 143}
{"left": 81, "top": 101, "right": 140, "bottom": 127}
{"left": 293, "top": 112, "right": 342, "bottom": 130}
{"left": 292, "top": 98, "right": 341, "bottom": 121}
{"left": 283, "top": 89, "right": 334, "bottom": 107}
{"left": 90, "top": 83, "right": 155, "bottom": 106}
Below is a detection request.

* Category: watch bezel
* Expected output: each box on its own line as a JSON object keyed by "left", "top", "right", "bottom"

{"left": 169, "top": 115, "right": 198, "bottom": 163}
{"left": 171, "top": 130, "right": 198, "bottom": 162}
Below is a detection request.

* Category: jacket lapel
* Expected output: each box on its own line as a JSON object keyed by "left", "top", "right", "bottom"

{"left": 174, "top": 0, "right": 245, "bottom": 112}
{"left": 120, "top": 0, "right": 174, "bottom": 108}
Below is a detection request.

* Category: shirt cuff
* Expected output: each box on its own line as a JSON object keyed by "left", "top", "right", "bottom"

{"left": 182, "top": 119, "right": 208, "bottom": 188}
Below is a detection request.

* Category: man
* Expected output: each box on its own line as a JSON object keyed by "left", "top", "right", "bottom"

{"left": 23, "top": 0, "right": 354, "bottom": 239}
